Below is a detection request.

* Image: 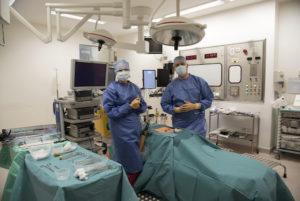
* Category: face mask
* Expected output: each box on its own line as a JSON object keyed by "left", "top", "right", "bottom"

{"left": 116, "top": 71, "right": 130, "bottom": 81}
{"left": 176, "top": 65, "right": 187, "bottom": 77}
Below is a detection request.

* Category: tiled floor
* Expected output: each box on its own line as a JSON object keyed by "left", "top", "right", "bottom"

{"left": 137, "top": 192, "right": 161, "bottom": 201}
{"left": 1, "top": 146, "right": 299, "bottom": 201}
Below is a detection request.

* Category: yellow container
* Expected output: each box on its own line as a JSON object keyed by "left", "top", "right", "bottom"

{"left": 94, "top": 108, "right": 111, "bottom": 137}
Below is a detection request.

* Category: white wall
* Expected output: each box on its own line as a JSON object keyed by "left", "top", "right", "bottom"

{"left": 0, "top": 17, "right": 109, "bottom": 128}
{"left": 276, "top": 0, "right": 300, "bottom": 103}
{"left": 117, "top": 1, "right": 277, "bottom": 150}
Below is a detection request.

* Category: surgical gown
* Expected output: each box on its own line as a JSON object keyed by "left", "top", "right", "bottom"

{"left": 103, "top": 81, "right": 147, "bottom": 174}
{"left": 161, "top": 74, "right": 214, "bottom": 136}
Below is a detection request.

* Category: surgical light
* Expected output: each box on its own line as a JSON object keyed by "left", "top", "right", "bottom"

{"left": 150, "top": 0, "right": 206, "bottom": 50}
{"left": 83, "top": 29, "right": 116, "bottom": 51}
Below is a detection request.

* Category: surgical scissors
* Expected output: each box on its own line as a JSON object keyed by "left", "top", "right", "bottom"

{"left": 40, "top": 163, "right": 54, "bottom": 172}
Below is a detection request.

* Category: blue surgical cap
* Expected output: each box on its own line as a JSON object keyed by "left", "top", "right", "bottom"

{"left": 114, "top": 59, "right": 129, "bottom": 72}
{"left": 173, "top": 56, "right": 186, "bottom": 66}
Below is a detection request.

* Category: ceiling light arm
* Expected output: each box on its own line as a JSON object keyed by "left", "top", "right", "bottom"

{"left": 135, "top": 25, "right": 145, "bottom": 53}
{"left": 113, "top": 24, "right": 146, "bottom": 52}
{"left": 9, "top": 6, "right": 52, "bottom": 43}
{"left": 45, "top": 2, "right": 123, "bottom": 9}
{"left": 56, "top": 12, "right": 93, "bottom": 42}
{"left": 54, "top": 4, "right": 124, "bottom": 42}
{"left": 114, "top": 42, "right": 139, "bottom": 51}
{"left": 149, "top": 0, "right": 166, "bottom": 28}
{"left": 176, "top": 0, "right": 180, "bottom": 17}
{"left": 54, "top": 9, "right": 123, "bottom": 16}
{"left": 95, "top": 13, "right": 100, "bottom": 31}
{"left": 10, "top": 0, "right": 151, "bottom": 54}
{"left": 114, "top": 25, "right": 146, "bottom": 53}
{"left": 122, "top": 0, "right": 131, "bottom": 29}
{"left": 51, "top": 2, "right": 124, "bottom": 42}
{"left": 129, "top": 21, "right": 148, "bottom": 26}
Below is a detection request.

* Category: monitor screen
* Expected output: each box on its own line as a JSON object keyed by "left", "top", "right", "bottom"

{"left": 71, "top": 59, "right": 108, "bottom": 90}
{"left": 143, "top": 70, "right": 156, "bottom": 89}
{"left": 157, "top": 69, "right": 170, "bottom": 87}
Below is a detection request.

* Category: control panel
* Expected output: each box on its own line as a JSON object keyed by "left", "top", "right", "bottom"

{"left": 179, "top": 40, "right": 265, "bottom": 102}
{"left": 226, "top": 40, "right": 265, "bottom": 101}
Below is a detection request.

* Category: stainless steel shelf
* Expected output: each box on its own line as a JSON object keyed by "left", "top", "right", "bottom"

{"left": 208, "top": 111, "right": 260, "bottom": 153}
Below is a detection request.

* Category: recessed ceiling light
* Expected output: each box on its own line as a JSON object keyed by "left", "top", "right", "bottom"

{"left": 9, "top": 0, "right": 16, "bottom": 6}
{"left": 165, "top": 0, "right": 224, "bottom": 18}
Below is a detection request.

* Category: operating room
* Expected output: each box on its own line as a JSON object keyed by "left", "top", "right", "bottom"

{"left": 0, "top": 0, "right": 300, "bottom": 201}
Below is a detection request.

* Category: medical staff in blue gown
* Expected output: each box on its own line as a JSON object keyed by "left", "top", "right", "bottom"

{"left": 161, "top": 56, "right": 214, "bottom": 137}
{"left": 103, "top": 59, "right": 147, "bottom": 185}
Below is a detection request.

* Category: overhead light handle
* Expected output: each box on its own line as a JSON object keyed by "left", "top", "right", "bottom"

{"left": 172, "top": 35, "right": 181, "bottom": 50}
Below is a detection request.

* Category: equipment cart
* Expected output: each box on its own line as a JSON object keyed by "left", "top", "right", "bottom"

{"left": 275, "top": 108, "right": 300, "bottom": 159}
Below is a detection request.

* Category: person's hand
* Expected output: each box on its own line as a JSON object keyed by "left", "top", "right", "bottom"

{"left": 174, "top": 107, "right": 182, "bottom": 113}
{"left": 130, "top": 96, "right": 141, "bottom": 109}
{"left": 180, "top": 101, "right": 201, "bottom": 112}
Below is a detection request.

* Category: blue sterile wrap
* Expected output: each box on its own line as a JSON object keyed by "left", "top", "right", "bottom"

{"left": 134, "top": 124, "right": 294, "bottom": 201}
{"left": 10, "top": 146, "right": 139, "bottom": 201}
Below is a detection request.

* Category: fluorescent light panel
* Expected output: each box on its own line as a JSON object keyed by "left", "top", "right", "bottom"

{"left": 51, "top": 0, "right": 224, "bottom": 25}
{"left": 9, "top": 0, "right": 16, "bottom": 6}
{"left": 50, "top": 11, "right": 106, "bottom": 25}
{"left": 162, "top": 0, "right": 225, "bottom": 19}
{"left": 152, "top": 18, "right": 163, "bottom": 23}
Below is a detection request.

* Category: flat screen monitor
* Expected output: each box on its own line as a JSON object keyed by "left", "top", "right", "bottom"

{"left": 157, "top": 69, "right": 170, "bottom": 87}
{"left": 71, "top": 59, "right": 108, "bottom": 90}
{"left": 107, "top": 67, "right": 115, "bottom": 86}
{"left": 143, "top": 70, "right": 156, "bottom": 89}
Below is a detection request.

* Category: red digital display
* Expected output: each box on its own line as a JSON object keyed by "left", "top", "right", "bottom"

{"left": 186, "top": 55, "right": 197, "bottom": 60}
{"left": 205, "top": 53, "right": 218, "bottom": 59}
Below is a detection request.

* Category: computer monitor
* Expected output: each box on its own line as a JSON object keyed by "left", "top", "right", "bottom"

{"left": 70, "top": 59, "right": 108, "bottom": 90}
{"left": 157, "top": 69, "right": 170, "bottom": 87}
{"left": 143, "top": 70, "right": 156, "bottom": 89}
